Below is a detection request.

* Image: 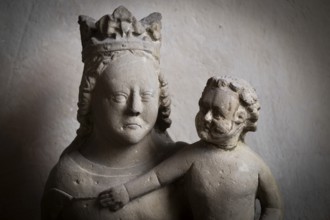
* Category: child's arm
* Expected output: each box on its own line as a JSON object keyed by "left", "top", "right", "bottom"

{"left": 99, "top": 144, "right": 196, "bottom": 211}
{"left": 257, "top": 162, "right": 283, "bottom": 220}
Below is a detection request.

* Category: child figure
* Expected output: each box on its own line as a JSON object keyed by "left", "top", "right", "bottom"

{"left": 98, "top": 76, "right": 283, "bottom": 220}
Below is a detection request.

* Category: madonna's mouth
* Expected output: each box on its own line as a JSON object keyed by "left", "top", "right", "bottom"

{"left": 124, "top": 123, "right": 142, "bottom": 129}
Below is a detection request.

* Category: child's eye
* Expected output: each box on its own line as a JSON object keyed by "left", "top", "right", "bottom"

{"left": 199, "top": 106, "right": 208, "bottom": 114}
{"left": 213, "top": 109, "right": 223, "bottom": 120}
{"left": 198, "top": 101, "right": 209, "bottom": 114}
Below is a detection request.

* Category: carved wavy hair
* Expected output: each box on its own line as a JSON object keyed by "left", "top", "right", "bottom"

{"left": 202, "top": 76, "right": 261, "bottom": 141}
{"left": 76, "top": 50, "right": 171, "bottom": 139}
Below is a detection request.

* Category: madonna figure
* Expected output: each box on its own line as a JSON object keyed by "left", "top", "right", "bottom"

{"left": 41, "top": 6, "right": 190, "bottom": 220}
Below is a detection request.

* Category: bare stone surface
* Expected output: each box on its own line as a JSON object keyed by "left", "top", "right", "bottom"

{"left": 0, "top": 1, "right": 330, "bottom": 220}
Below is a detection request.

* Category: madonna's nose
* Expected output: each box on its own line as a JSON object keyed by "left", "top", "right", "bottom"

{"left": 129, "top": 93, "right": 142, "bottom": 116}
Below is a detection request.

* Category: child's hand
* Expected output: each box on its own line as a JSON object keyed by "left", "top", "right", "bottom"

{"left": 98, "top": 184, "right": 130, "bottom": 212}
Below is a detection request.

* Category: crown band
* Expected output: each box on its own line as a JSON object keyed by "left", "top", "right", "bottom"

{"left": 82, "top": 39, "right": 160, "bottom": 62}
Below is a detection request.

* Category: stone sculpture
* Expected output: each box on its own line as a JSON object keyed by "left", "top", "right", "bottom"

{"left": 98, "top": 76, "right": 283, "bottom": 220}
{"left": 41, "top": 6, "right": 191, "bottom": 220}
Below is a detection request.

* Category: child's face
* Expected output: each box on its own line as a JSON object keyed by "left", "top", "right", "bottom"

{"left": 195, "top": 87, "right": 242, "bottom": 146}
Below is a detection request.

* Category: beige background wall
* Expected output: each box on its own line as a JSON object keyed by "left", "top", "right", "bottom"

{"left": 1, "top": 0, "right": 329, "bottom": 219}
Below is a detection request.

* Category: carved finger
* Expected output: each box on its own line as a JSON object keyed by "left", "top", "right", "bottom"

{"left": 109, "top": 203, "right": 123, "bottom": 212}
{"left": 99, "top": 191, "right": 112, "bottom": 199}
{"left": 99, "top": 198, "right": 116, "bottom": 207}
{"left": 100, "top": 197, "right": 114, "bottom": 204}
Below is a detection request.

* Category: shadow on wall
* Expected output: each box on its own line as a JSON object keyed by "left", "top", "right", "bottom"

{"left": 0, "top": 92, "right": 55, "bottom": 220}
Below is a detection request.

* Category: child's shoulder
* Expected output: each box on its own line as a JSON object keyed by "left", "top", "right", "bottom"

{"left": 238, "top": 142, "right": 270, "bottom": 171}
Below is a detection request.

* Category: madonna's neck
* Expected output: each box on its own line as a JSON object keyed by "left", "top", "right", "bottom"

{"left": 79, "top": 129, "right": 163, "bottom": 168}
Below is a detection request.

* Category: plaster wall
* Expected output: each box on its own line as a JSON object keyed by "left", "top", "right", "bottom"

{"left": 0, "top": 0, "right": 329, "bottom": 219}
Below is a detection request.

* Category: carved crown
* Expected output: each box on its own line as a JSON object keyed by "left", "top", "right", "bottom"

{"left": 78, "top": 6, "right": 162, "bottom": 62}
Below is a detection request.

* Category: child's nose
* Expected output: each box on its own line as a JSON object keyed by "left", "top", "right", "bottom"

{"left": 204, "top": 110, "right": 212, "bottom": 122}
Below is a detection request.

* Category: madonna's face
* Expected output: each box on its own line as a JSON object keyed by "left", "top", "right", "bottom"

{"left": 92, "top": 53, "right": 160, "bottom": 145}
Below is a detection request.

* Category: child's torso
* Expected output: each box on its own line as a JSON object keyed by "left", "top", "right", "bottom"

{"left": 184, "top": 142, "right": 260, "bottom": 220}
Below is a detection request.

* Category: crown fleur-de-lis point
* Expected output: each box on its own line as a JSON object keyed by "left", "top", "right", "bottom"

{"left": 121, "top": 21, "right": 131, "bottom": 38}
{"left": 106, "top": 20, "right": 118, "bottom": 38}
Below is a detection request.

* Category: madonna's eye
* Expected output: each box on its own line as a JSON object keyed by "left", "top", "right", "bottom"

{"left": 112, "top": 93, "right": 128, "bottom": 103}
{"left": 141, "top": 91, "right": 154, "bottom": 102}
